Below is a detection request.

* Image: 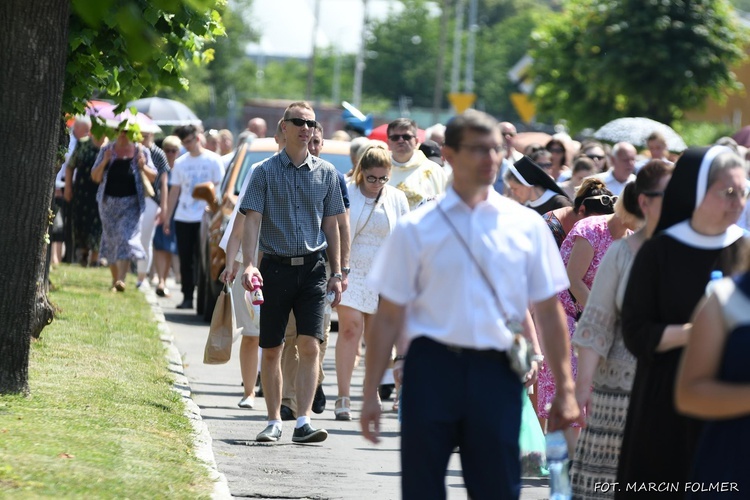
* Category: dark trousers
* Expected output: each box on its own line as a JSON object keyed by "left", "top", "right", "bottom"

{"left": 401, "top": 337, "right": 523, "bottom": 500}
{"left": 174, "top": 221, "right": 200, "bottom": 299}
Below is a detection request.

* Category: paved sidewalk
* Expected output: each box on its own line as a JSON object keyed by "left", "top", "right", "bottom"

{"left": 160, "top": 285, "right": 550, "bottom": 499}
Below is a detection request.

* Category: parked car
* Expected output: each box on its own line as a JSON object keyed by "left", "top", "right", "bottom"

{"left": 193, "top": 137, "right": 353, "bottom": 321}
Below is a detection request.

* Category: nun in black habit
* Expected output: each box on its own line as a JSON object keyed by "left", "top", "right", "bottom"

{"left": 615, "top": 146, "right": 747, "bottom": 499}
{"left": 503, "top": 156, "right": 572, "bottom": 214}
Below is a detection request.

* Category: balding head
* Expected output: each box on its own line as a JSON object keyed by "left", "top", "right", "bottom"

{"left": 247, "top": 117, "right": 267, "bottom": 138}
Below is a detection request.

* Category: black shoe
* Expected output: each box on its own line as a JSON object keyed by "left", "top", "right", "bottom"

{"left": 312, "top": 384, "right": 326, "bottom": 414}
{"left": 256, "top": 424, "right": 282, "bottom": 442}
{"left": 378, "top": 383, "right": 394, "bottom": 400}
{"left": 176, "top": 299, "right": 193, "bottom": 309}
{"left": 280, "top": 404, "right": 296, "bottom": 421}
{"left": 292, "top": 423, "right": 328, "bottom": 443}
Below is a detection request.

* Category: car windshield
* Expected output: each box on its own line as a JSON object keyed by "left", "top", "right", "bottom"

{"left": 233, "top": 151, "right": 352, "bottom": 196}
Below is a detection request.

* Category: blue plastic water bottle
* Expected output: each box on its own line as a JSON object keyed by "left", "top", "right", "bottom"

{"left": 546, "top": 431, "right": 572, "bottom": 500}
{"left": 705, "top": 270, "right": 723, "bottom": 296}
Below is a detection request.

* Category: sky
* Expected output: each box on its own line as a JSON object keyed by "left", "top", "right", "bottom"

{"left": 244, "top": 0, "right": 415, "bottom": 58}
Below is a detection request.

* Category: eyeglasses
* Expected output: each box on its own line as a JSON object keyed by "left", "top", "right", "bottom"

{"left": 459, "top": 144, "right": 504, "bottom": 156}
{"left": 285, "top": 117, "right": 317, "bottom": 128}
{"left": 714, "top": 185, "right": 750, "bottom": 202}
{"left": 163, "top": 148, "right": 179, "bottom": 154}
{"left": 548, "top": 147, "right": 565, "bottom": 154}
{"left": 388, "top": 133, "right": 415, "bottom": 142}
{"left": 365, "top": 175, "right": 390, "bottom": 184}
{"left": 586, "top": 154, "right": 605, "bottom": 161}
{"left": 537, "top": 162, "right": 553, "bottom": 169}
{"left": 584, "top": 194, "right": 618, "bottom": 206}
{"left": 641, "top": 191, "right": 664, "bottom": 198}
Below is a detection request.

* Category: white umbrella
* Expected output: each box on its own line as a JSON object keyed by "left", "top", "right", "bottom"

{"left": 104, "top": 107, "right": 162, "bottom": 134}
{"left": 127, "top": 97, "right": 202, "bottom": 126}
{"left": 593, "top": 117, "right": 687, "bottom": 152}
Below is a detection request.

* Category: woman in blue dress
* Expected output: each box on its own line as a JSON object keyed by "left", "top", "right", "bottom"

{"left": 677, "top": 248, "right": 750, "bottom": 498}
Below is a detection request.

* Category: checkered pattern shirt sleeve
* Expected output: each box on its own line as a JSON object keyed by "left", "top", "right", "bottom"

{"left": 239, "top": 150, "right": 346, "bottom": 257}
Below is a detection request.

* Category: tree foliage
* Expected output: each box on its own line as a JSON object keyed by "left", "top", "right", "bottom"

{"left": 530, "top": 0, "right": 749, "bottom": 132}
{"left": 66, "top": 0, "right": 225, "bottom": 117}
{"left": 157, "top": 0, "right": 257, "bottom": 122}
{"left": 363, "top": 0, "right": 443, "bottom": 108}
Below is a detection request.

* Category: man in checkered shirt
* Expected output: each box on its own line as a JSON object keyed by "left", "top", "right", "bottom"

{"left": 233, "top": 101, "right": 345, "bottom": 444}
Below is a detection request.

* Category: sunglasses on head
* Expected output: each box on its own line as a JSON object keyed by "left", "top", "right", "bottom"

{"left": 584, "top": 194, "right": 618, "bottom": 206}
{"left": 285, "top": 117, "right": 317, "bottom": 128}
{"left": 388, "top": 133, "right": 415, "bottom": 142}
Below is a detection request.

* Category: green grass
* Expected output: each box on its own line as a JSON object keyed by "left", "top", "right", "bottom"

{"left": 0, "top": 265, "right": 213, "bottom": 498}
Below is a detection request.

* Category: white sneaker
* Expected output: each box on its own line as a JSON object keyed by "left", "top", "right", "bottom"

{"left": 238, "top": 396, "right": 254, "bottom": 409}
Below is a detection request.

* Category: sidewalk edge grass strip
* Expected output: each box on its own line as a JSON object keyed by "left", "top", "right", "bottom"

{"left": 0, "top": 265, "right": 213, "bottom": 498}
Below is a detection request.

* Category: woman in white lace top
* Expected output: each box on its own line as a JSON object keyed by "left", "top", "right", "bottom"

{"left": 570, "top": 160, "right": 673, "bottom": 499}
{"left": 334, "top": 144, "right": 409, "bottom": 421}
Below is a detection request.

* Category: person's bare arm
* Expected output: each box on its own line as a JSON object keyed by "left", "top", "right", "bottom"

{"left": 322, "top": 214, "right": 342, "bottom": 306}
{"left": 534, "top": 295, "right": 579, "bottom": 431}
{"left": 656, "top": 323, "right": 692, "bottom": 352}
{"left": 163, "top": 186, "right": 180, "bottom": 235}
{"left": 138, "top": 149, "right": 157, "bottom": 182}
{"left": 90, "top": 149, "right": 111, "bottom": 184}
{"left": 361, "top": 298, "right": 405, "bottom": 444}
{"left": 157, "top": 173, "right": 169, "bottom": 224}
{"left": 566, "top": 237, "right": 594, "bottom": 308}
{"left": 573, "top": 346, "right": 601, "bottom": 424}
{"left": 64, "top": 166, "right": 74, "bottom": 202}
{"left": 676, "top": 295, "right": 750, "bottom": 418}
{"left": 521, "top": 310, "right": 543, "bottom": 387}
{"left": 239, "top": 210, "right": 262, "bottom": 291}
{"left": 337, "top": 209, "right": 351, "bottom": 292}
{"left": 220, "top": 212, "right": 246, "bottom": 284}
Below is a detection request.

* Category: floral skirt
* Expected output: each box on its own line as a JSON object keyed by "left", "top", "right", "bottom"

{"left": 570, "top": 387, "right": 631, "bottom": 499}
{"left": 98, "top": 195, "right": 145, "bottom": 263}
{"left": 537, "top": 313, "right": 578, "bottom": 424}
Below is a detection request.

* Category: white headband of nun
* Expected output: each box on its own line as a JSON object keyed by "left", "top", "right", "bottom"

{"left": 695, "top": 145, "right": 733, "bottom": 208}
{"left": 508, "top": 163, "right": 533, "bottom": 187}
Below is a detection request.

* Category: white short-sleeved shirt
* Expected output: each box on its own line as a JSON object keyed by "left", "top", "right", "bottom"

{"left": 586, "top": 170, "right": 636, "bottom": 196}
{"left": 219, "top": 158, "right": 269, "bottom": 261}
{"left": 367, "top": 187, "right": 569, "bottom": 351}
{"left": 170, "top": 150, "right": 225, "bottom": 222}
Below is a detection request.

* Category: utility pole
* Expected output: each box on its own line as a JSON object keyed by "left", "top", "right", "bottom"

{"left": 450, "top": 0, "right": 465, "bottom": 95}
{"left": 464, "top": 0, "right": 478, "bottom": 95}
{"left": 306, "top": 0, "right": 321, "bottom": 101}
{"left": 353, "top": 0, "right": 369, "bottom": 108}
{"left": 431, "top": 0, "right": 450, "bottom": 124}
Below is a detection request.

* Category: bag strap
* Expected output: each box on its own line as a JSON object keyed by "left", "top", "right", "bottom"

{"left": 435, "top": 202, "right": 519, "bottom": 328}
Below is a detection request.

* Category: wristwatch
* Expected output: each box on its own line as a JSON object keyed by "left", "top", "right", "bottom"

{"left": 342, "top": 267, "right": 351, "bottom": 274}
{"left": 330, "top": 272, "right": 343, "bottom": 280}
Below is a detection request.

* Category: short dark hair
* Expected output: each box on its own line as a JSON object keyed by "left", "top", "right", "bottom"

{"left": 387, "top": 118, "right": 417, "bottom": 137}
{"left": 174, "top": 124, "right": 198, "bottom": 140}
{"left": 314, "top": 121, "right": 324, "bottom": 136}
{"left": 444, "top": 110, "right": 498, "bottom": 150}
{"left": 283, "top": 101, "right": 314, "bottom": 120}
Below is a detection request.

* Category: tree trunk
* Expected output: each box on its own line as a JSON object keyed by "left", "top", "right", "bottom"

{"left": 0, "top": 0, "right": 69, "bottom": 394}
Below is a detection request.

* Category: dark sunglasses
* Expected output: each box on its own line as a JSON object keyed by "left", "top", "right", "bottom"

{"left": 548, "top": 147, "right": 565, "bottom": 153}
{"left": 163, "top": 148, "right": 179, "bottom": 153}
{"left": 584, "top": 194, "right": 618, "bottom": 206}
{"left": 285, "top": 117, "right": 317, "bottom": 128}
{"left": 537, "top": 162, "right": 553, "bottom": 169}
{"left": 642, "top": 191, "right": 664, "bottom": 198}
{"left": 388, "top": 133, "right": 415, "bottom": 142}
{"left": 366, "top": 175, "right": 389, "bottom": 184}
{"left": 586, "top": 154, "right": 605, "bottom": 161}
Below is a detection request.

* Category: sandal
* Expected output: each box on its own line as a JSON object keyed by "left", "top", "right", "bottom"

{"left": 335, "top": 397, "right": 352, "bottom": 421}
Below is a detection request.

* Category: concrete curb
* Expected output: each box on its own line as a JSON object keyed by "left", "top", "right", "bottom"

{"left": 140, "top": 285, "right": 231, "bottom": 500}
